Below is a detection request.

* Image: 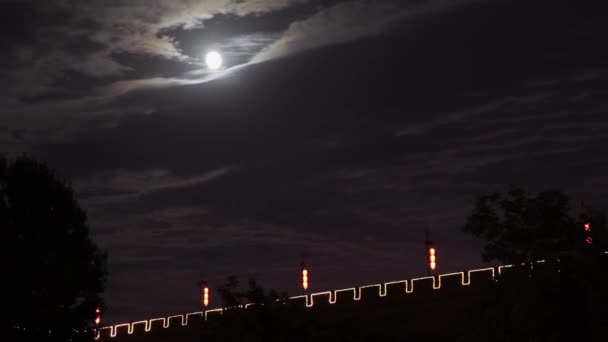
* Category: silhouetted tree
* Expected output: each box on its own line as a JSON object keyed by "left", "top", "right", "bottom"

{"left": 1, "top": 156, "right": 107, "bottom": 342}
{"left": 216, "top": 275, "right": 243, "bottom": 308}
{"left": 245, "top": 278, "right": 286, "bottom": 306}
{"left": 216, "top": 275, "right": 287, "bottom": 308}
{"left": 202, "top": 276, "right": 292, "bottom": 342}
{"left": 465, "top": 187, "right": 608, "bottom": 341}
{"left": 462, "top": 187, "right": 605, "bottom": 263}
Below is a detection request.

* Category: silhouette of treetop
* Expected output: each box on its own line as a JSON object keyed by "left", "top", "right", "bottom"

{"left": 463, "top": 187, "right": 606, "bottom": 264}
{"left": 216, "top": 275, "right": 288, "bottom": 309}
{"left": 1, "top": 156, "right": 107, "bottom": 342}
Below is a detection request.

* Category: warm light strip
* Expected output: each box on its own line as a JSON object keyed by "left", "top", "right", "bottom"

{"left": 307, "top": 291, "right": 332, "bottom": 307}
{"left": 130, "top": 321, "right": 148, "bottom": 334}
{"left": 384, "top": 280, "right": 408, "bottom": 293}
{"left": 95, "top": 259, "right": 586, "bottom": 340}
{"left": 333, "top": 287, "right": 361, "bottom": 303}
{"left": 110, "top": 324, "right": 130, "bottom": 338}
{"left": 293, "top": 269, "right": 496, "bottom": 307}
{"left": 407, "top": 276, "right": 436, "bottom": 293}
{"left": 149, "top": 318, "right": 167, "bottom": 329}
{"left": 186, "top": 312, "right": 203, "bottom": 324}
{"left": 167, "top": 315, "right": 185, "bottom": 326}
{"left": 95, "top": 326, "right": 111, "bottom": 340}
{"left": 204, "top": 309, "right": 223, "bottom": 321}
{"left": 497, "top": 264, "right": 514, "bottom": 275}
{"left": 360, "top": 284, "right": 388, "bottom": 297}
{"left": 469, "top": 267, "right": 496, "bottom": 280}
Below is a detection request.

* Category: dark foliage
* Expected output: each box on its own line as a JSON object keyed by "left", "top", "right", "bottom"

{"left": 204, "top": 276, "right": 291, "bottom": 342}
{"left": 1, "top": 156, "right": 107, "bottom": 342}
{"left": 216, "top": 276, "right": 288, "bottom": 309}
{"left": 463, "top": 187, "right": 606, "bottom": 263}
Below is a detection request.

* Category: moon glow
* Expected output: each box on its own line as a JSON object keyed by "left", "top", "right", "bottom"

{"left": 205, "top": 51, "right": 223, "bottom": 70}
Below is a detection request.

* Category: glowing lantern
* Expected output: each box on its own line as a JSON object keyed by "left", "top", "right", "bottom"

{"left": 203, "top": 286, "right": 210, "bottom": 307}
{"left": 429, "top": 247, "right": 437, "bottom": 271}
{"left": 580, "top": 203, "right": 593, "bottom": 246}
{"left": 302, "top": 268, "right": 309, "bottom": 290}
{"left": 583, "top": 221, "right": 593, "bottom": 245}
{"left": 94, "top": 307, "right": 101, "bottom": 325}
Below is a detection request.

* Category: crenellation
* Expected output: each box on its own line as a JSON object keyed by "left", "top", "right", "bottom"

{"left": 204, "top": 309, "right": 223, "bottom": 321}
{"left": 131, "top": 321, "right": 148, "bottom": 334}
{"left": 167, "top": 315, "right": 185, "bottom": 328}
{"left": 309, "top": 291, "right": 332, "bottom": 307}
{"left": 289, "top": 295, "right": 308, "bottom": 307}
{"left": 97, "top": 261, "right": 562, "bottom": 340}
{"left": 468, "top": 268, "right": 495, "bottom": 284}
{"left": 408, "top": 276, "right": 436, "bottom": 294}
{"left": 112, "top": 324, "right": 130, "bottom": 337}
{"left": 185, "top": 312, "right": 203, "bottom": 326}
{"left": 437, "top": 272, "right": 468, "bottom": 290}
{"left": 497, "top": 264, "right": 514, "bottom": 276}
{"left": 96, "top": 326, "right": 112, "bottom": 340}
{"left": 384, "top": 280, "right": 407, "bottom": 298}
{"left": 359, "top": 284, "right": 385, "bottom": 300}
{"left": 334, "top": 288, "right": 359, "bottom": 304}
{"left": 149, "top": 318, "right": 166, "bottom": 330}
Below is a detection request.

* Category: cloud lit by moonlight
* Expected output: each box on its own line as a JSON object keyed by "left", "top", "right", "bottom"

{"left": 205, "top": 51, "right": 223, "bottom": 70}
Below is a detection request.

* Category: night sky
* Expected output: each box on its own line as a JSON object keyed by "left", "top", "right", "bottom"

{"left": 2, "top": 0, "right": 608, "bottom": 323}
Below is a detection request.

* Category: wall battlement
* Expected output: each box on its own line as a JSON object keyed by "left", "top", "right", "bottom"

{"left": 96, "top": 261, "right": 537, "bottom": 341}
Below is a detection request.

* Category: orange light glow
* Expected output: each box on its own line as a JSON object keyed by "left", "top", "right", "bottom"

{"left": 429, "top": 247, "right": 437, "bottom": 271}
{"left": 302, "top": 268, "right": 309, "bottom": 290}
{"left": 203, "top": 287, "right": 210, "bottom": 307}
{"left": 94, "top": 307, "right": 102, "bottom": 325}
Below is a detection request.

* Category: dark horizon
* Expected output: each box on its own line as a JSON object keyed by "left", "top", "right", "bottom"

{"left": 2, "top": 0, "right": 608, "bottom": 322}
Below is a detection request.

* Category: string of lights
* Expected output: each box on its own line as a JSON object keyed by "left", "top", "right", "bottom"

{"left": 95, "top": 255, "right": 602, "bottom": 340}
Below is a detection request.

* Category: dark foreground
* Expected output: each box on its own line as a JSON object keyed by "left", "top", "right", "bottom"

{"left": 99, "top": 256, "right": 608, "bottom": 342}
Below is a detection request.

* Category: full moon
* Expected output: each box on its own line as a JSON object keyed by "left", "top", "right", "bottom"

{"left": 205, "top": 51, "right": 223, "bottom": 70}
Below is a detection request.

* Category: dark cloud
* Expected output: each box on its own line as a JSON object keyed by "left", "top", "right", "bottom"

{"left": 0, "top": 1, "right": 71, "bottom": 50}
{"left": 110, "top": 53, "right": 200, "bottom": 78}
{"left": 0, "top": 2, "right": 39, "bottom": 51}
{"left": 63, "top": 35, "right": 107, "bottom": 57}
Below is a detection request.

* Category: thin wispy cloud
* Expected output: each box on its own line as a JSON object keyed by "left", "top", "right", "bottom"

{"left": 78, "top": 165, "right": 236, "bottom": 203}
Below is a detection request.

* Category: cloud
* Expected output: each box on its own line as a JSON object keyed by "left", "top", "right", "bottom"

{"left": 252, "top": 0, "right": 467, "bottom": 62}
{"left": 0, "top": 0, "right": 308, "bottom": 102}
{"left": 3, "top": 0, "right": 469, "bottom": 100}
{"left": 77, "top": 165, "right": 236, "bottom": 203}
{"left": 98, "top": 61, "right": 252, "bottom": 97}
{"left": 60, "top": 0, "right": 309, "bottom": 60}
{"left": 91, "top": 0, "right": 475, "bottom": 96}
{"left": 99, "top": 77, "right": 202, "bottom": 97}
